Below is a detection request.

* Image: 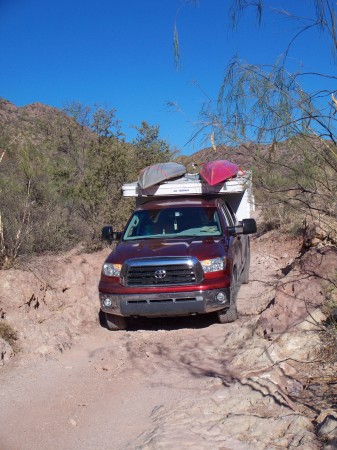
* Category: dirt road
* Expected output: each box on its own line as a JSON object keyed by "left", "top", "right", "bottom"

{"left": 0, "top": 236, "right": 325, "bottom": 449}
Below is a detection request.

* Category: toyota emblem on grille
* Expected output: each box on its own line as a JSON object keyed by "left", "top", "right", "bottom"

{"left": 154, "top": 269, "right": 166, "bottom": 279}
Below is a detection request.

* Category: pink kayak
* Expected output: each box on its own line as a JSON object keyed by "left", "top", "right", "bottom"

{"left": 200, "top": 160, "right": 239, "bottom": 186}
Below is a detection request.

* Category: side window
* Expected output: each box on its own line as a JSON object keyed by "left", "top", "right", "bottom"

{"left": 221, "top": 205, "right": 235, "bottom": 227}
{"left": 125, "top": 213, "right": 140, "bottom": 237}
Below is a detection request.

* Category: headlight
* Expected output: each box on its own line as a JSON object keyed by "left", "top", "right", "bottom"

{"left": 103, "top": 263, "right": 122, "bottom": 277}
{"left": 200, "top": 257, "right": 225, "bottom": 273}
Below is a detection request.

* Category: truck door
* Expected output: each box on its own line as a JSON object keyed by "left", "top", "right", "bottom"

{"left": 226, "top": 200, "right": 249, "bottom": 270}
{"left": 221, "top": 204, "right": 244, "bottom": 277}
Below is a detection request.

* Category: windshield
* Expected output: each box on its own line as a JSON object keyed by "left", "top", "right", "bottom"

{"left": 123, "top": 206, "right": 222, "bottom": 240}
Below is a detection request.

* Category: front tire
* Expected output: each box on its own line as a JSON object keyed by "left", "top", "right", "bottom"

{"left": 217, "top": 269, "right": 239, "bottom": 323}
{"left": 105, "top": 313, "right": 128, "bottom": 331}
{"left": 217, "top": 304, "right": 238, "bottom": 323}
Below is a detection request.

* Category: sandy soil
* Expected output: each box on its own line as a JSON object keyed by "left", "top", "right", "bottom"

{"left": 0, "top": 234, "right": 333, "bottom": 450}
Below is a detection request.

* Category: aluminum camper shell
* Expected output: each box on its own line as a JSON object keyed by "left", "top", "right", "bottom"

{"left": 122, "top": 172, "right": 255, "bottom": 222}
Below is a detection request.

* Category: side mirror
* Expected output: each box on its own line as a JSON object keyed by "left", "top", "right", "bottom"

{"left": 242, "top": 218, "right": 257, "bottom": 235}
{"left": 227, "top": 218, "right": 257, "bottom": 236}
{"left": 102, "top": 226, "right": 122, "bottom": 243}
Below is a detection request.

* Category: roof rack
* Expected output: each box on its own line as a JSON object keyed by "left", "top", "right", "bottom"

{"left": 122, "top": 172, "right": 252, "bottom": 198}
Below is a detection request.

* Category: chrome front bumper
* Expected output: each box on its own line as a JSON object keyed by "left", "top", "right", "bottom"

{"left": 99, "top": 288, "right": 230, "bottom": 317}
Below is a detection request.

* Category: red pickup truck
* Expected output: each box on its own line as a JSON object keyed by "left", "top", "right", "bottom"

{"left": 99, "top": 186, "right": 256, "bottom": 330}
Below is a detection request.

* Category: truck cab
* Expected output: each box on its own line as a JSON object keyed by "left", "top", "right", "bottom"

{"left": 99, "top": 173, "right": 256, "bottom": 330}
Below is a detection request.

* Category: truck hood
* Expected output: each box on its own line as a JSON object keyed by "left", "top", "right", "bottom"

{"left": 106, "top": 237, "right": 227, "bottom": 264}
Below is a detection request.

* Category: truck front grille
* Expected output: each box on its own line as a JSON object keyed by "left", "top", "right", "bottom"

{"left": 121, "top": 257, "right": 203, "bottom": 287}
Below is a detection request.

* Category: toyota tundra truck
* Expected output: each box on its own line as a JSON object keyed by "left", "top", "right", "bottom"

{"left": 99, "top": 171, "right": 256, "bottom": 330}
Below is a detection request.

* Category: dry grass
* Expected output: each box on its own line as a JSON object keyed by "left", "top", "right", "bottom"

{"left": 0, "top": 321, "right": 19, "bottom": 353}
{"left": 322, "top": 273, "right": 337, "bottom": 362}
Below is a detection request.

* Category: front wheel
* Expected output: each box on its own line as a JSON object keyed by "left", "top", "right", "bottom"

{"left": 105, "top": 313, "right": 128, "bottom": 331}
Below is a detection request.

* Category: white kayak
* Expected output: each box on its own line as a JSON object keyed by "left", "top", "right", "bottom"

{"left": 138, "top": 162, "right": 186, "bottom": 189}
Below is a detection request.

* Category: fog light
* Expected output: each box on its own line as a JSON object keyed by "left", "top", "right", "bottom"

{"left": 216, "top": 292, "right": 227, "bottom": 304}
{"left": 103, "top": 297, "right": 112, "bottom": 307}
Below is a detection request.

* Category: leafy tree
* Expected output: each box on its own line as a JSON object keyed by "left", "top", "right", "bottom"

{"left": 57, "top": 109, "right": 175, "bottom": 239}
{"left": 132, "top": 121, "right": 173, "bottom": 171}
{"left": 63, "top": 102, "right": 124, "bottom": 140}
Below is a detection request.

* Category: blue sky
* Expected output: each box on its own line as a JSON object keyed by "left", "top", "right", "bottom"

{"left": 0, "top": 1, "right": 335, "bottom": 155}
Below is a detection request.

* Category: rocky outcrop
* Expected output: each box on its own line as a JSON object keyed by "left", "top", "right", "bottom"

{"left": 258, "top": 246, "right": 337, "bottom": 338}
{"left": 127, "top": 382, "right": 319, "bottom": 450}
{"left": 0, "top": 247, "right": 110, "bottom": 361}
{"left": 303, "top": 220, "right": 337, "bottom": 248}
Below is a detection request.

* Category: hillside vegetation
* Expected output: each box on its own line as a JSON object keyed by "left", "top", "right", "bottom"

{"left": 0, "top": 99, "right": 336, "bottom": 271}
{"left": 0, "top": 99, "right": 174, "bottom": 268}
